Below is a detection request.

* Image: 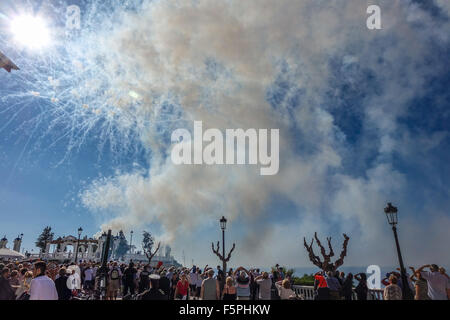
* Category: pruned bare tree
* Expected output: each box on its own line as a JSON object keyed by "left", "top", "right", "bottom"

{"left": 211, "top": 241, "right": 235, "bottom": 263}
{"left": 303, "top": 233, "right": 350, "bottom": 272}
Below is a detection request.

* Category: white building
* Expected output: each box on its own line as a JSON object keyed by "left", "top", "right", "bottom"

{"left": 40, "top": 235, "right": 104, "bottom": 261}
{"left": 37, "top": 232, "right": 181, "bottom": 267}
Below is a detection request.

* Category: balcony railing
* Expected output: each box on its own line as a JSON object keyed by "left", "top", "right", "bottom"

{"left": 292, "top": 285, "right": 384, "bottom": 300}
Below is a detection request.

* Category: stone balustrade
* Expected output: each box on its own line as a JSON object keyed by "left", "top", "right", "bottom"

{"left": 292, "top": 285, "right": 384, "bottom": 300}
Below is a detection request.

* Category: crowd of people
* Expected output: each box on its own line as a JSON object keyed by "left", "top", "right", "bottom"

{"left": 0, "top": 260, "right": 301, "bottom": 300}
{"left": 312, "top": 264, "right": 449, "bottom": 300}
{"left": 0, "top": 259, "right": 449, "bottom": 300}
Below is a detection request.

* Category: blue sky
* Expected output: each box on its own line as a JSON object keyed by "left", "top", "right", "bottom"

{"left": 0, "top": 0, "right": 449, "bottom": 268}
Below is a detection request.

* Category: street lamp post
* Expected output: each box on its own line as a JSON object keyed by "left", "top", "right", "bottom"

{"left": 130, "top": 230, "right": 134, "bottom": 255}
{"left": 384, "top": 203, "right": 413, "bottom": 300}
{"left": 212, "top": 216, "right": 236, "bottom": 293}
{"left": 220, "top": 216, "right": 227, "bottom": 281}
{"left": 74, "top": 227, "right": 83, "bottom": 263}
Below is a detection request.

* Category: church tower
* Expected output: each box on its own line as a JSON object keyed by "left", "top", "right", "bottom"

{"left": 13, "top": 234, "right": 23, "bottom": 252}
{"left": 0, "top": 236, "right": 7, "bottom": 249}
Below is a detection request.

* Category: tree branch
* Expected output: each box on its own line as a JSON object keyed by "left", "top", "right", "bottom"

{"left": 326, "top": 237, "right": 334, "bottom": 258}
{"left": 314, "top": 232, "right": 331, "bottom": 270}
{"left": 333, "top": 234, "right": 350, "bottom": 270}
{"left": 211, "top": 241, "right": 224, "bottom": 261}
{"left": 224, "top": 243, "right": 236, "bottom": 262}
{"left": 303, "top": 236, "right": 323, "bottom": 269}
{"left": 144, "top": 242, "right": 161, "bottom": 264}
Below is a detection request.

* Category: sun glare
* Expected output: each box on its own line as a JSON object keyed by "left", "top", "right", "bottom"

{"left": 10, "top": 15, "right": 51, "bottom": 49}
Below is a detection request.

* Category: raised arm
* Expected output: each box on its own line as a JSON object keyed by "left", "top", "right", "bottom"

{"left": 233, "top": 267, "right": 242, "bottom": 277}
{"left": 409, "top": 267, "right": 417, "bottom": 282}
{"left": 241, "top": 267, "right": 250, "bottom": 277}
{"left": 275, "top": 280, "right": 282, "bottom": 293}
{"left": 416, "top": 264, "right": 431, "bottom": 273}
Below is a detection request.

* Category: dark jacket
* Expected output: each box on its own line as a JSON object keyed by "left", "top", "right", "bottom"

{"left": 0, "top": 277, "right": 16, "bottom": 300}
{"left": 123, "top": 267, "right": 137, "bottom": 284}
{"left": 342, "top": 278, "right": 353, "bottom": 299}
{"left": 159, "top": 276, "right": 170, "bottom": 298}
{"left": 140, "top": 288, "right": 166, "bottom": 300}
{"left": 55, "top": 275, "right": 72, "bottom": 300}
{"left": 355, "top": 280, "right": 368, "bottom": 300}
{"left": 139, "top": 271, "right": 150, "bottom": 293}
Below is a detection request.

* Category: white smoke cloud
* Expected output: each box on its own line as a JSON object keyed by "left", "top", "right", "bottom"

{"left": 80, "top": 0, "right": 450, "bottom": 266}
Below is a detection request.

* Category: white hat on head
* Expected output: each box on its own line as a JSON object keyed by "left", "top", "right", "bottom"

{"left": 149, "top": 274, "right": 160, "bottom": 280}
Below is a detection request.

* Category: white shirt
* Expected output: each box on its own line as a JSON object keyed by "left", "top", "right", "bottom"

{"left": 29, "top": 276, "right": 58, "bottom": 300}
{"left": 275, "top": 282, "right": 296, "bottom": 300}
{"left": 67, "top": 273, "right": 81, "bottom": 290}
{"left": 421, "top": 271, "right": 450, "bottom": 300}
{"left": 67, "top": 265, "right": 81, "bottom": 278}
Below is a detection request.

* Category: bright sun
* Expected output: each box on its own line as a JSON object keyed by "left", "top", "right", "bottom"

{"left": 10, "top": 15, "right": 51, "bottom": 49}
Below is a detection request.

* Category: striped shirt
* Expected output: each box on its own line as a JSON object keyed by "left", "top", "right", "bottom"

{"left": 235, "top": 277, "right": 250, "bottom": 297}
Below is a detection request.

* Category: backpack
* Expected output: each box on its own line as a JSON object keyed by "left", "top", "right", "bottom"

{"left": 111, "top": 269, "right": 120, "bottom": 280}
